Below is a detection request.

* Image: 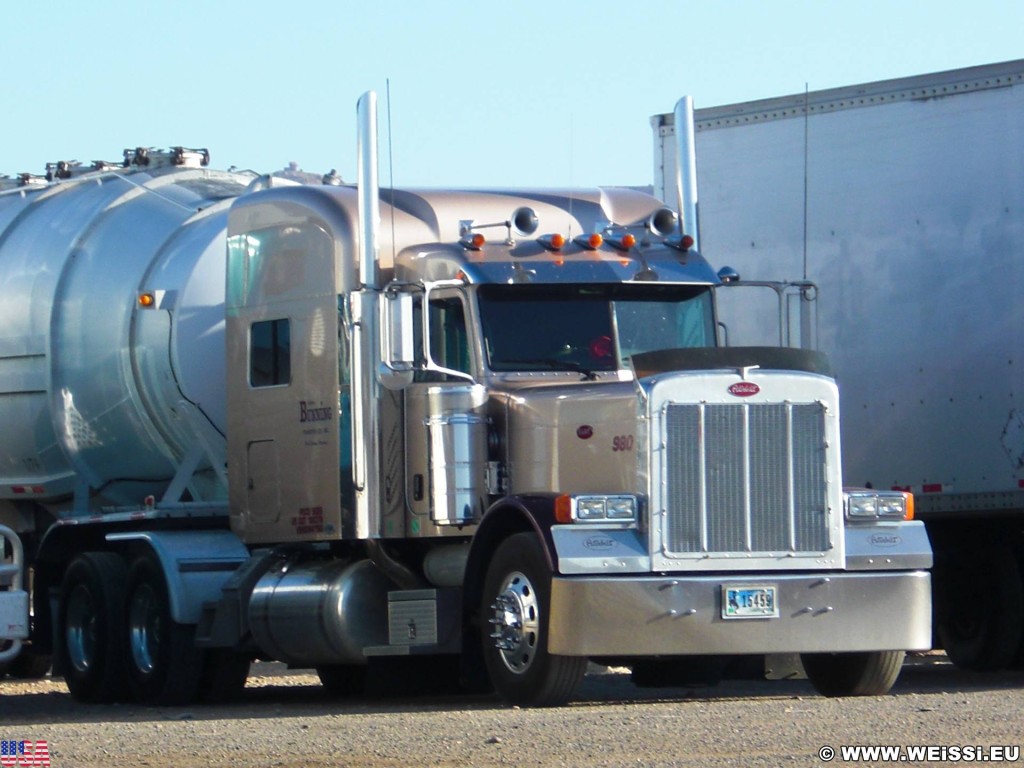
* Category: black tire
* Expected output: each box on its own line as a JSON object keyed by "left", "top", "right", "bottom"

{"left": 316, "top": 664, "right": 367, "bottom": 696}
{"left": 631, "top": 656, "right": 726, "bottom": 688}
{"left": 480, "top": 533, "right": 587, "bottom": 707}
{"left": 1016, "top": 548, "right": 1024, "bottom": 670}
{"left": 197, "top": 650, "right": 251, "bottom": 703}
{"left": 0, "top": 641, "right": 13, "bottom": 678}
{"left": 124, "top": 555, "right": 205, "bottom": 705}
{"left": 801, "top": 650, "right": 905, "bottom": 697}
{"left": 363, "top": 655, "right": 464, "bottom": 698}
{"left": 58, "top": 552, "right": 128, "bottom": 703}
{"left": 9, "top": 649, "right": 52, "bottom": 679}
{"left": 934, "top": 546, "right": 1023, "bottom": 672}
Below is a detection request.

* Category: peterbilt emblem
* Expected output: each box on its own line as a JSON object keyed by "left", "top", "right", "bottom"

{"left": 869, "top": 534, "right": 901, "bottom": 547}
{"left": 583, "top": 536, "right": 615, "bottom": 550}
{"left": 577, "top": 425, "right": 594, "bottom": 440}
{"left": 728, "top": 382, "right": 760, "bottom": 397}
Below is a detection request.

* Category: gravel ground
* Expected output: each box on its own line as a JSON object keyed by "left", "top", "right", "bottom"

{"left": 1, "top": 657, "right": 1022, "bottom": 767}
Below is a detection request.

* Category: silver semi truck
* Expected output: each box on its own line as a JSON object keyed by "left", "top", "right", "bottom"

{"left": 653, "top": 60, "right": 1024, "bottom": 672}
{"left": 0, "top": 93, "right": 930, "bottom": 707}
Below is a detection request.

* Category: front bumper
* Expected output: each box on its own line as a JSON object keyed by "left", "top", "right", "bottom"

{"left": 548, "top": 570, "right": 931, "bottom": 656}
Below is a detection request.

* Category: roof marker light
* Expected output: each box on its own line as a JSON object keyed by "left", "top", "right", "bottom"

{"left": 138, "top": 292, "right": 156, "bottom": 308}
{"left": 666, "top": 233, "right": 695, "bottom": 252}
{"left": 460, "top": 232, "right": 486, "bottom": 251}
{"left": 608, "top": 233, "right": 637, "bottom": 251}
{"left": 574, "top": 233, "right": 603, "bottom": 251}
{"left": 538, "top": 233, "right": 566, "bottom": 252}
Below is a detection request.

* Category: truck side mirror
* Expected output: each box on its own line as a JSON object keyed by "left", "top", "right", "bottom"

{"left": 379, "top": 289, "right": 415, "bottom": 390}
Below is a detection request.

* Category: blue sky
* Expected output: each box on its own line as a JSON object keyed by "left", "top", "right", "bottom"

{"left": 6, "top": 1, "right": 1022, "bottom": 188}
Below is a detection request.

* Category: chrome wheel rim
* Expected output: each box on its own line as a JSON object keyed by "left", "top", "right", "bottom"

{"left": 65, "top": 585, "right": 97, "bottom": 673}
{"left": 128, "top": 583, "right": 161, "bottom": 675}
{"left": 488, "top": 570, "right": 540, "bottom": 675}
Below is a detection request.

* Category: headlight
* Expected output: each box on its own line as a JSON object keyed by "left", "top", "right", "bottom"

{"left": 555, "top": 494, "right": 640, "bottom": 524}
{"left": 844, "top": 490, "right": 913, "bottom": 521}
{"left": 606, "top": 497, "right": 637, "bottom": 520}
{"left": 576, "top": 498, "right": 607, "bottom": 520}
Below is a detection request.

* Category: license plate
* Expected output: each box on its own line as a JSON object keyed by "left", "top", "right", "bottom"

{"left": 722, "top": 585, "right": 778, "bottom": 619}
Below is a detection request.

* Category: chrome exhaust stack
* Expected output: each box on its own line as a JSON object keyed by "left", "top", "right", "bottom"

{"left": 352, "top": 91, "right": 383, "bottom": 538}
{"left": 673, "top": 95, "right": 700, "bottom": 251}
{"left": 357, "top": 91, "right": 381, "bottom": 291}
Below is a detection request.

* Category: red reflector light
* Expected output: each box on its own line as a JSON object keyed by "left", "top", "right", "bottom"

{"left": 10, "top": 485, "right": 45, "bottom": 495}
{"left": 681, "top": 234, "right": 695, "bottom": 250}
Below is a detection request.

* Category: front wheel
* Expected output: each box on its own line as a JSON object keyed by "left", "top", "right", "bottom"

{"left": 801, "top": 650, "right": 905, "bottom": 697}
{"left": 481, "top": 533, "right": 586, "bottom": 707}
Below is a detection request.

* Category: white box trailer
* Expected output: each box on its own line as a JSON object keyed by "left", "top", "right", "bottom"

{"left": 653, "top": 60, "right": 1024, "bottom": 671}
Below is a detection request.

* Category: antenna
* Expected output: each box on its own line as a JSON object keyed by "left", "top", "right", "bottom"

{"left": 386, "top": 79, "right": 397, "bottom": 265}
{"left": 802, "top": 83, "right": 810, "bottom": 281}
{"left": 567, "top": 113, "right": 574, "bottom": 239}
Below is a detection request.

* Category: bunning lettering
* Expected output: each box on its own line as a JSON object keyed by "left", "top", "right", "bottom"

{"left": 299, "top": 401, "right": 333, "bottom": 423}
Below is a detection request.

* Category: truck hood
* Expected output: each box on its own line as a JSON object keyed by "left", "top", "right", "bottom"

{"left": 500, "top": 380, "right": 642, "bottom": 497}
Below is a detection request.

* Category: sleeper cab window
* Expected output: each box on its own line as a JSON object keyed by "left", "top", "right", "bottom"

{"left": 250, "top": 318, "right": 291, "bottom": 387}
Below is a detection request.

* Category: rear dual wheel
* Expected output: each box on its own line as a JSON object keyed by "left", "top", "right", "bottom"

{"left": 59, "top": 552, "right": 128, "bottom": 703}
{"left": 125, "top": 555, "right": 206, "bottom": 705}
{"left": 59, "top": 551, "right": 223, "bottom": 706}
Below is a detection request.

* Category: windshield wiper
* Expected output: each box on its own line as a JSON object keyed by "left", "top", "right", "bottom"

{"left": 496, "top": 358, "right": 599, "bottom": 380}
{"left": 541, "top": 359, "right": 598, "bottom": 381}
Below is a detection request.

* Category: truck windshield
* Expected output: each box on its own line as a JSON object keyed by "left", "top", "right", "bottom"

{"left": 477, "top": 284, "right": 715, "bottom": 373}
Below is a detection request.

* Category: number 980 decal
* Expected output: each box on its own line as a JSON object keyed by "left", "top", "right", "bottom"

{"left": 612, "top": 435, "right": 634, "bottom": 452}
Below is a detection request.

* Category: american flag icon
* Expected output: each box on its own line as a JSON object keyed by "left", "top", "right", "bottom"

{"left": 0, "top": 740, "right": 50, "bottom": 767}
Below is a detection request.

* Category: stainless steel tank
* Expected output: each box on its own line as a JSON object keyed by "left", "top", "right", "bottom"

{"left": 0, "top": 165, "right": 252, "bottom": 510}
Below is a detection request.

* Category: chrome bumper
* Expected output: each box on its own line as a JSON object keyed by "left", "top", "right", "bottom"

{"left": 548, "top": 570, "right": 931, "bottom": 656}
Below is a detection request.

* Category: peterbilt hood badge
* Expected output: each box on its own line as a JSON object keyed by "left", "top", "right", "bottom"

{"left": 728, "top": 382, "right": 760, "bottom": 397}
{"left": 869, "top": 534, "right": 902, "bottom": 547}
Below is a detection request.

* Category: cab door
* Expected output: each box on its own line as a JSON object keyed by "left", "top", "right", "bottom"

{"left": 404, "top": 288, "right": 488, "bottom": 534}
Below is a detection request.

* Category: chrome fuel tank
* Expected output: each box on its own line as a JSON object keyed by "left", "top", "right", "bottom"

{"left": 0, "top": 167, "right": 251, "bottom": 509}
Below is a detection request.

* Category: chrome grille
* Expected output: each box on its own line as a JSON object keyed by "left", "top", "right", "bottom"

{"left": 664, "top": 402, "right": 829, "bottom": 555}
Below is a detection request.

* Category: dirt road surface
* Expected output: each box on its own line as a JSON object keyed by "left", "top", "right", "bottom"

{"left": 2, "top": 657, "right": 1022, "bottom": 767}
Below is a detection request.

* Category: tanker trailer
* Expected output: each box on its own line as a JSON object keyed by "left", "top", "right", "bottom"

{"left": 0, "top": 149, "right": 254, "bottom": 690}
